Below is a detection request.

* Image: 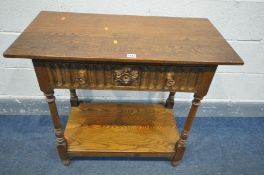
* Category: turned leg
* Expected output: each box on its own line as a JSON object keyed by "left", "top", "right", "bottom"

{"left": 70, "top": 89, "right": 79, "bottom": 107}
{"left": 44, "top": 91, "right": 70, "bottom": 166}
{"left": 165, "top": 92, "right": 176, "bottom": 109}
{"left": 171, "top": 94, "right": 203, "bottom": 166}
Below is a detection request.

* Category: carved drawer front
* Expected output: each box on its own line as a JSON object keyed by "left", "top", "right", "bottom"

{"left": 46, "top": 62, "right": 214, "bottom": 92}
{"left": 112, "top": 66, "right": 140, "bottom": 87}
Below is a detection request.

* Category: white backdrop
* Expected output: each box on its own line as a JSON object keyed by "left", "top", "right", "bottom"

{"left": 0, "top": 0, "right": 264, "bottom": 102}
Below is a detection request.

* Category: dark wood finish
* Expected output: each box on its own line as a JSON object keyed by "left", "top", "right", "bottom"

{"left": 4, "top": 11, "right": 243, "bottom": 65}
{"left": 3, "top": 12, "right": 244, "bottom": 166}
{"left": 172, "top": 66, "right": 216, "bottom": 166}
{"left": 70, "top": 89, "right": 79, "bottom": 107}
{"left": 64, "top": 103, "right": 179, "bottom": 157}
{"left": 165, "top": 92, "right": 176, "bottom": 109}
{"left": 44, "top": 91, "right": 69, "bottom": 164}
{"left": 33, "top": 60, "right": 69, "bottom": 164}
{"left": 171, "top": 94, "right": 202, "bottom": 166}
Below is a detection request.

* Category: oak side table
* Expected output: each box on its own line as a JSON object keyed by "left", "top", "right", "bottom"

{"left": 3, "top": 11, "right": 244, "bottom": 166}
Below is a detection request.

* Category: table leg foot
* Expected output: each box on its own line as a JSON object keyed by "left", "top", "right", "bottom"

{"left": 171, "top": 160, "right": 181, "bottom": 167}
{"left": 63, "top": 159, "right": 70, "bottom": 166}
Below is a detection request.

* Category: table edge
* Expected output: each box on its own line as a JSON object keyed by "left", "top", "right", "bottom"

{"left": 3, "top": 53, "right": 244, "bottom": 65}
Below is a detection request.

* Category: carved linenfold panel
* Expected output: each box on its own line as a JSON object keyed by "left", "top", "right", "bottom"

{"left": 104, "top": 65, "right": 112, "bottom": 87}
{"left": 96, "top": 64, "right": 104, "bottom": 87}
{"left": 45, "top": 62, "right": 215, "bottom": 92}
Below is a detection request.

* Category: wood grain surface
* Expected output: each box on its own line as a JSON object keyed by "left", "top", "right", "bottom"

{"left": 64, "top": 103, "right": 179, "bottom": 157}
{"left": 4, "top": 11, "right": 243, "bottom": 65}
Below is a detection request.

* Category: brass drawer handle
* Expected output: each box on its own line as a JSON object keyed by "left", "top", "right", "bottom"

{"left": 75, "top": 70, "right": 86, "bottom": 85}
{"left": 166, "top": 73, "right": 175, "bottom": 87}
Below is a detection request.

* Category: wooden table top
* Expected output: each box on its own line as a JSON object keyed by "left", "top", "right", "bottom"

{"left": 4, "top": 11, "right": 243, "bottom": 65}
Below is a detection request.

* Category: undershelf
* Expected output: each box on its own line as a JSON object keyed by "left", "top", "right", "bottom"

{"left": 64, "top": 102, "right": 179, "bottom": 157}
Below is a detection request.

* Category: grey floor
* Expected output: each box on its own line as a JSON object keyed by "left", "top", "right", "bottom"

{"left": 0, "top": 116, "right": 263, "bottom": 175}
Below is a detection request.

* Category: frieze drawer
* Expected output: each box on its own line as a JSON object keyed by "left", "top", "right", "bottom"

{"left": 45, "top": 62, "right": 215, "bottom": 92}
